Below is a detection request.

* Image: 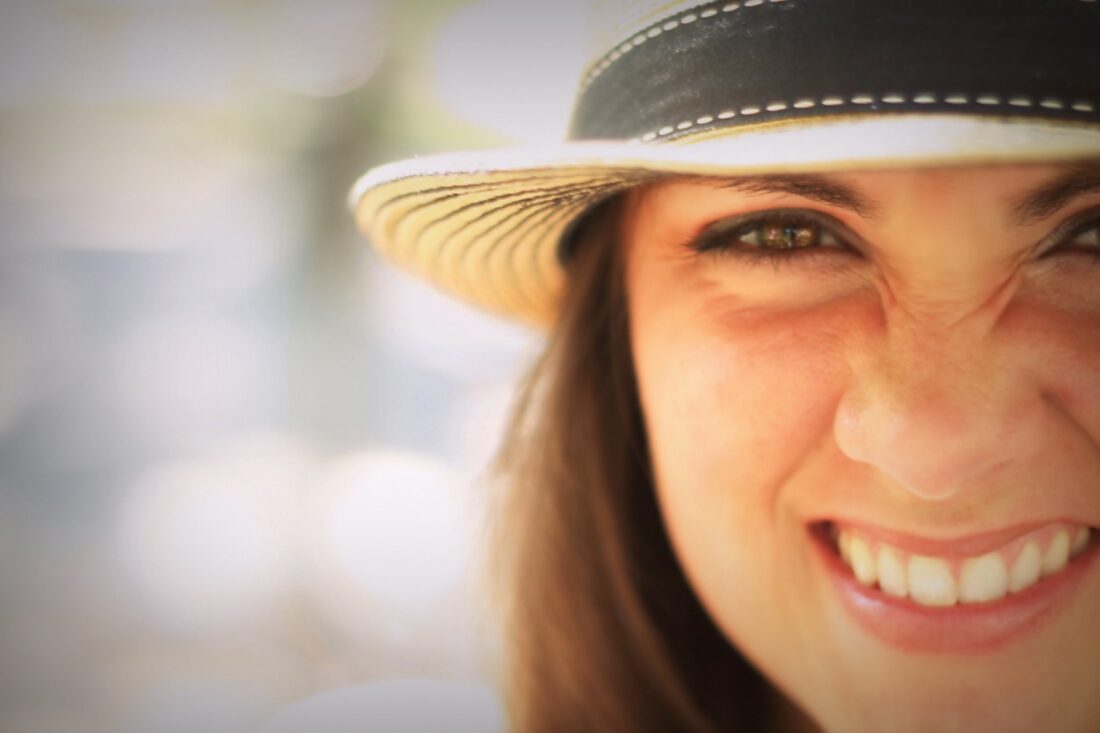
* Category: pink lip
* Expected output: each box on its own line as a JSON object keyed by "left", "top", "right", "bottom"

{"left": 810, "top": 523, "right": 1099, "bottom": 653}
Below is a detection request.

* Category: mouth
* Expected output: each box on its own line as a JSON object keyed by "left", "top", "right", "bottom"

{"left": 811, "top": 519, "right": 1099, "bottom": 652}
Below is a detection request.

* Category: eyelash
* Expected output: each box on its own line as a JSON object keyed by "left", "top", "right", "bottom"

{"left": 686, "top": 208, "right": 1100, "bottom": 269}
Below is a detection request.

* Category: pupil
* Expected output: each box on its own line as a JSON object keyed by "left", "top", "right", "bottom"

{"left": 762, "top": 221, "right": 816, "bottom": 249}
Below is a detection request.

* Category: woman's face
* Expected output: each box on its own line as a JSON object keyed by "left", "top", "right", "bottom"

{"left": 624, "top": 164, "right": 1100, "bottom": 732}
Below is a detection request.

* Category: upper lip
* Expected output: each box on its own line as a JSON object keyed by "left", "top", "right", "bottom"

{"left": 815, "top": 518, "right": 1095, "bottom": 558}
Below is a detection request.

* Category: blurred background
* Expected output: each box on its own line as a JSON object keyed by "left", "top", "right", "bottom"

{"left": 0, "top": 1, "right": 585, "bottom": 730}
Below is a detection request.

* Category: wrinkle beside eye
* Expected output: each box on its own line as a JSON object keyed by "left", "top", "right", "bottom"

{"left": 881, "top": 267, "right": 1024, "bottom": 332}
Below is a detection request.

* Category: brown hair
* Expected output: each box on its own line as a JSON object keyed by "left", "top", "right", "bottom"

{"left": 491, "top": 194, "right": 770, "bottom": 732}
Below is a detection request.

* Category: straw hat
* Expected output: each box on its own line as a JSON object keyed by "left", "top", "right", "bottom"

{"left": 351, "top": 0, "right": 1100, "bottom": 326}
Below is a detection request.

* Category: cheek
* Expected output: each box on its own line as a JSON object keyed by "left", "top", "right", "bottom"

{"left": 631, "top": 294, "right": 856, "bottom": 642}
{"left": 634, "top": 302, "right": 852, "bottom": 514}
{"left": 1019, "top": 300, "right": 1100, "bottom": 436}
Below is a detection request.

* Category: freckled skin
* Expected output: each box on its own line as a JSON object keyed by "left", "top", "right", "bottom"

{"left": 624, "top": 166, "right": 1100, "bottom": 732}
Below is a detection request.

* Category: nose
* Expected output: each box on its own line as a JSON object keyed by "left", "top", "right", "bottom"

{"left": 833, "top": 313, "right": 1045, "bottom": 501}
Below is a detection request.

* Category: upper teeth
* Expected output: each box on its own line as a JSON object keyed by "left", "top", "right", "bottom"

{"left": 836, "top": 524, "right": 1091, "bottom": 607}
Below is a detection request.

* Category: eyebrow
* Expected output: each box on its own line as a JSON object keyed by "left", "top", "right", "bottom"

{"left": 1010, "top": 161, "right": 1100, "bottom": 226}
{"left": 692, "top": 162, "right": 1100, "bottom": 226}
{"left": 698, "top": 173, "right": 881, "bottom": 220}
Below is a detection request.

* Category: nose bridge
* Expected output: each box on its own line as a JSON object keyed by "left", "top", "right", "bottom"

{"left": 834, "top": 298, "right": 1036, "bottom": 501}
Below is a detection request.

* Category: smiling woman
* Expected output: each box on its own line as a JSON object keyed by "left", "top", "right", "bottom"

{"left": 350, "top": 1, "right": 1100, "bottom": 731}
{"left": 624, "top": 166, "right": 1100, "bottom": 725}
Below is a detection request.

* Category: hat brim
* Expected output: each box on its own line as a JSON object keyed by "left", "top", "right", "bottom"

{"left": 351, "top": 114, "right": 1100, "bottom": 326}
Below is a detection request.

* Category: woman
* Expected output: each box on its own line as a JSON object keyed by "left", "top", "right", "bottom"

{"left": 351, "top": 1, "right": 1100, "bottom": 730}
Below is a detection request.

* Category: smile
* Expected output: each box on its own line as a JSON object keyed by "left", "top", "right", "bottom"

{"left": 833, "top": 522, "right": 1092, "bottom": 607}
{"left": 812, "top": 520, "right": 1099, "bottom": 652}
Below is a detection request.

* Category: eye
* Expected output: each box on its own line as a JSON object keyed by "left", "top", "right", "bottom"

{"left": 740, "top": 218, "right": 842, "bottom": 250}
{"left": 687, "top": 209, "right": 854, "bottom": 264}
{"left": 1060, "top": 219, "right": 1100, "bottom": 251}
{"left": 1044, "top": 208, "right": 1100, "bottom": 259}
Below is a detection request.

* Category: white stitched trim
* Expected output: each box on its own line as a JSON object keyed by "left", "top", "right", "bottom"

{"left": 583, "top": 0, "right": 1099, "bottom": 91}
{"left": 634, "top": 93, "right": 1098, "bottom": 142}
{"left": 581, "top": 0, "right": 784, "bottom": 89}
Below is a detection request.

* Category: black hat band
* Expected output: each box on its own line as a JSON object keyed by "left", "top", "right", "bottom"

{"left": 568, "top": 0, "right": 1100, "bottom": 143}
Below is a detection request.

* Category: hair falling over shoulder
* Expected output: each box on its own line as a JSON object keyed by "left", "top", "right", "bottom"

{"left": 489, "top": 196, "right": 770, "bottom": 733}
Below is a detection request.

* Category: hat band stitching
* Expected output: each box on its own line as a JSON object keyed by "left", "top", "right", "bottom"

{"left": 634, "top": 93, "right": 1099, "bottom": 143}
{"left": 580, "top": 0, "right": 1098, "bottom": 93}
{"left": 580, "top": 0, "right": 790, "bottom": 92}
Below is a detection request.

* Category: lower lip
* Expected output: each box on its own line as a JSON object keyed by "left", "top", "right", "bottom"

{"left": 811, "top": 525, "right": 1099, "bottom": 653}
